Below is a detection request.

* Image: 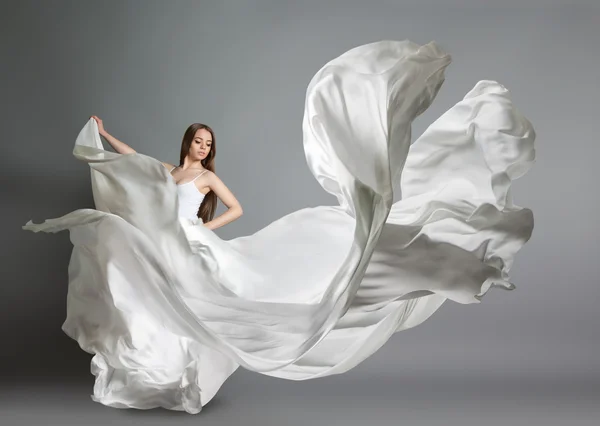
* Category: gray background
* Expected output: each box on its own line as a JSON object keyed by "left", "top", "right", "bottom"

{"left": 2, "top": 0, "right": 599, "bottom": 425}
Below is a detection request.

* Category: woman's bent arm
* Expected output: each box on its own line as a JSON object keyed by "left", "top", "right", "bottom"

{"left": 203, "top": 171, "right": 243, "bottom": 230}
{"left": 204, "top": 206, "right": 243, "bottom": 230}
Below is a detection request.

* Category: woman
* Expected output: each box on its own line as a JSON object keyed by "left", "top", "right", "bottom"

{"left": 90, "top": 115, "right": 243, "bottom": 229}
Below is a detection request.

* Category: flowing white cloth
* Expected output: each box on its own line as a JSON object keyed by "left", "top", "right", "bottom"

{"left": 22, "top": 40, "right": 535, "bottom": 414}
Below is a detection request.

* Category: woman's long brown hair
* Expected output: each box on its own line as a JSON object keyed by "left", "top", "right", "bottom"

{"left": 178, "top": 123, "right": 217, "bottom": 223}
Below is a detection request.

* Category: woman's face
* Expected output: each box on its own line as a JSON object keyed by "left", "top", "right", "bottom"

{"left": 190, "top": 128, "right": 212, "bottom": 161}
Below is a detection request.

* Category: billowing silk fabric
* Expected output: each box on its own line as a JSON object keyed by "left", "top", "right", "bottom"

{"left": 22, "top": 40, "right": 535, "bottom": 413}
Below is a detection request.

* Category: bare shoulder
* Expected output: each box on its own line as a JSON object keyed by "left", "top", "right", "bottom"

{"left": 203, "top": 170, "right": 221, "bottom": 183}
{"left": 161, "top": 162, "right": 177, "bottom": 170}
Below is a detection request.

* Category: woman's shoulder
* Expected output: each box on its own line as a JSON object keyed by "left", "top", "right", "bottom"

{"left": 161, "top": 162, "right": 177, "bottom": 170}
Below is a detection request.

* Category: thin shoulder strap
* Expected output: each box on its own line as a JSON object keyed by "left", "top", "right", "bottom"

{"left": 169, "top": 166, "right": 177, "bottom": 172}
{"left": 191, "top": 169, "right": 209, "bottom": 182}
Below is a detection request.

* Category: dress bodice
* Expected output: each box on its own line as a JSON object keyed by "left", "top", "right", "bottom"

{"left": 170, "top": 167, "right": 207, "bottom": 220}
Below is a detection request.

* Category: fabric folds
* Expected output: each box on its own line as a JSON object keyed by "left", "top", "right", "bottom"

{"left": 22, "top": 40, "right": 535, "bottom": 414}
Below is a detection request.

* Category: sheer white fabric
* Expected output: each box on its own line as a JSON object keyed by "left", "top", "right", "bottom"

{"left": 22, "top": 40, "right": 535, "bottom": 414}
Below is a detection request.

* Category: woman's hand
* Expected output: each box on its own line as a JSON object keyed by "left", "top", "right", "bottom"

{"left": 90, "top": 115, "right": 106, "bottom": 136}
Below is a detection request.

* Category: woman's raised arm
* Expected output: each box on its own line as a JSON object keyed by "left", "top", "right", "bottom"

{"left": 91, "top": 115, "right": 136, "bottom": 155}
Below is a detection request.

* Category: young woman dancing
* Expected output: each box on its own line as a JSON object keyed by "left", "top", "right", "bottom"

{"left": 90, "top": 115, "right": 242, "bottom": 229}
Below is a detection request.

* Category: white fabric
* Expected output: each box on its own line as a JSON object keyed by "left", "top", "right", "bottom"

{"left": 171, "top": 167, "right": 207, "bottom": 221}
{"left": 22, "top": 40, "right": 535, "bottom": 414}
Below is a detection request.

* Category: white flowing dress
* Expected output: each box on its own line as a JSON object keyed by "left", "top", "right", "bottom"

{"left": 22, "top": 40, "right": 536, "bottom": 414}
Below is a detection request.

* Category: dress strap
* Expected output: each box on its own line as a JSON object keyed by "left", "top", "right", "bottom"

{"left": 170, "top": 167, "right": 207, "bottom": 181}
{"left": 191, "top": 169, "right": 209, "bottom": 182}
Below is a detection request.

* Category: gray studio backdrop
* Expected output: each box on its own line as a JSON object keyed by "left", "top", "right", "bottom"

{"left": 2, "top": 0, "right": 598, "bottom": 393}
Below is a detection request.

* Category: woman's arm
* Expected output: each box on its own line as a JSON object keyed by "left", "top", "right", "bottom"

{"left": 100, "top": 131, "right": 136, "bottom": 154}
{"left": 91, "top": 115, "right": 136, "bottom": 154}
{"left": 105, "top": 133, "right": 174, "bottom": 170}
{"left": 203, "top": 171, "right": 243, "bottom": 230}
{"left": 91, "top": 116, "right": 174, "bottom": 172}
